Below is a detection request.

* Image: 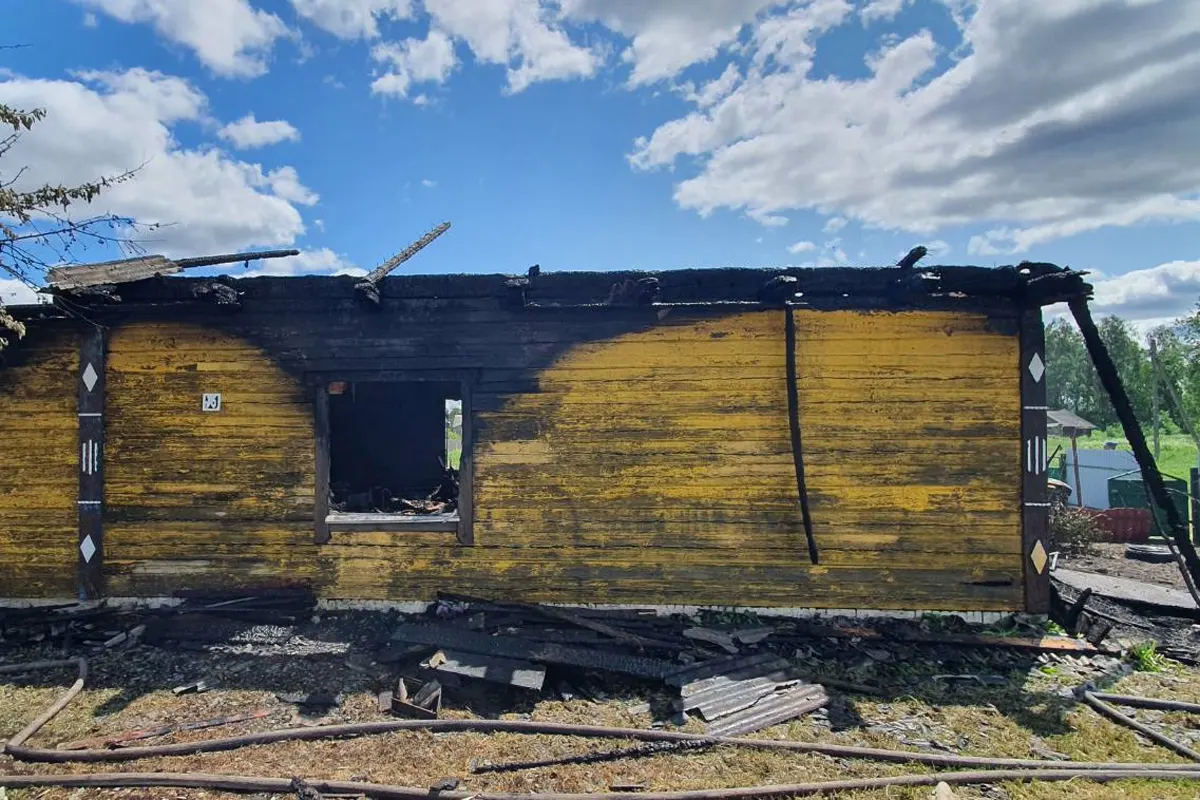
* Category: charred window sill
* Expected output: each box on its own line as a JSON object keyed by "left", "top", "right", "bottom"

{"left": 326, "top": 512, "right": 459, "bottom": 533}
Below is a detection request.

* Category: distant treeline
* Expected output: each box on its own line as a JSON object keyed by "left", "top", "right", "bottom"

{"left": 1046, "top": 301, "right": 1200, "bottom": 432}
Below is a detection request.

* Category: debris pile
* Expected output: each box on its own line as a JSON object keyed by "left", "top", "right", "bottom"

{"left": 384, "top": 595, "right": 830, "bottom": 736}
{"left": 0, "top": 590, "right": 317, "bottom": 650}
{"left": 330, "top": 464, "right": 460, "bottom": 515}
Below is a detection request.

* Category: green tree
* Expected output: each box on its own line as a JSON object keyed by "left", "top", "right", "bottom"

{"left": 0, "top": 102, "right": 136, "bottom": 350}
{"left": 1045, "top": 315, "right": 1157, "bottom": 429}
{"left": 1097, "top": 314, "right": 1154, "bottom": 425}
{"left": 1045, "top": 318, "right": 1109, "bottom": 425}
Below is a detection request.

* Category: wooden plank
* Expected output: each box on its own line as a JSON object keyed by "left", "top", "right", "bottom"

{"left": 77, "top": 325, "right": 105, "bottom": 599}
{"left": 314, "top": 385, "right": 330, "bottom": 544}
{"left": 1053, "top": 568, "right": 1198, "bottom": 616}
{"left": 1020, "top": 309, "right": 1050, "bottom": 612}
{"left": 429, "top": 649, "right": 546, "bottom": 690}
{"left": 327, "top": 513, "right": 458, "bottom": 533}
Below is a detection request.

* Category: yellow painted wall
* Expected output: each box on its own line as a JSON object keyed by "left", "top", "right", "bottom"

{"left": 473, "top": 309, "right": 1022, "bottom": 610}
{"left": 0, "top": 329, "right": 79, "bottom": 596}
{"left": 8, "top": 311, "right": 1022, "bottom": 610}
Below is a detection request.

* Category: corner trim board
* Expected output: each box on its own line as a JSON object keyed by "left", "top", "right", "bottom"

{"left": 1020, "top": 309, "right": 1050, "bottom": 612}
{"left": 77, "top": 325, "right": 106, "bottom": 600}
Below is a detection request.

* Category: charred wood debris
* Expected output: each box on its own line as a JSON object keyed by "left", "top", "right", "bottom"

{"left": 330, "top": 463, "right": 460, "bottom": 515}
{"left": 1, "top": 588, "right": 1139, "bottom": 747}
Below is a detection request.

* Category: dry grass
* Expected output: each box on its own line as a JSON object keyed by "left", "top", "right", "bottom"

{"left": 4, "top": 638, "right": 1200, "bottom": 799}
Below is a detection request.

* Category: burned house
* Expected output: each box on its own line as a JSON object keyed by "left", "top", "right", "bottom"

{"left": 0, "top": 253, "right": 1092, "bottom": 614}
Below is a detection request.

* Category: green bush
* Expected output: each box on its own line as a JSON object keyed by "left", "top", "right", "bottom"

{"left": 1049, "top": 504, "right": 1103, "bottom": 556}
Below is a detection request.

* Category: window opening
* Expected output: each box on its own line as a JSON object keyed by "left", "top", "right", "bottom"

{"left": 327, "top": 381, "right": 460, "bottom": 520}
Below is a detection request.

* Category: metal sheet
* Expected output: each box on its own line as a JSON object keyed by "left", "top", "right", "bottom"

{"left": 664, "top": 652, "right": 783, "bottom": 687}
{"left": 705, "top": 684, "right": 828, "bottom": 737}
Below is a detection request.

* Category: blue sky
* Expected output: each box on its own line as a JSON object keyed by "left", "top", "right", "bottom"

{"left": 2, "top": 0, "right": 1198, "bottom": 329}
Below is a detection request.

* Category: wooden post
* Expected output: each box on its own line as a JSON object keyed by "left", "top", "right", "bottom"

{"left": 1069, "top": 297, "right": 1200, "bottom": 591}
{"left": 314, "top": 385, "right": 331, "bottom": 544}
{"left": 1071, "top": 432, "right": 1083, "bottom": 507}
{"left": 1151, "top": 337, "right": 1161, "bottom": 461}
{"left": 77, "top": 325, "right": 105, "bottom": 599}
{"left": 1020, "top": 309, "right": 1051, "bottom": 613}
{"left": 1192, "top": 467, "right": 1199, "bottom": 546}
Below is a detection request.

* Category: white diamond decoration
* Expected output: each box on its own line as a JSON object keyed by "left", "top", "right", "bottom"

{"left": 1028, "top": 353, "right": 1045, "bottom": 383}
{"left": 80, "top": 535, "right": 96, "bottom": 563}
{"left": 1030, "top": 540, "right": 1048, "bottom": 574}
{"left": 82, "top": 363, "right": 98, "bottom": 392}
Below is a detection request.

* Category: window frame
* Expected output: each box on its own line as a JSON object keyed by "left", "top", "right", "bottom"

{"left": 311, "top": 371, "right": 473, "bottom": 546}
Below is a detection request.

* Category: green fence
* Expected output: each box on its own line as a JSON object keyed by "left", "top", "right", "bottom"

{"left": 1108, "top": 473, "right": 1190, "bottom": 534}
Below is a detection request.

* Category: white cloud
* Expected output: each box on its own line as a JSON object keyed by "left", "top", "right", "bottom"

{"left": 823, "top": 216, "right": 847, "bottom": 234}
{"left": 83, "top": 11, "right": 99, "bottom": 27}
{"left": 560, "top": 0, "right": 785, "bottom": 85}
{"left": 239, "top": 247, "right": 363, "bottom": 277}
{"left": 0, "top": 279, "right": 41, "bottom": 306}
{"left": 427, "top": 0, "right": 600, "bottom": 93}
{"left": 0, "top": 68, "right": 317, "bottom": 258}
{"left": 748, "top": 210, "right": 789, "bottom": 227}
{"left": 77, "top": 0, "right": 290, "bottom": 78}
{"left": 860, "top": 0, "right": 911, "bottom": 24}
{"left": 925, "top": 239, "right": 951, "bottom": 257}
{"left": 421, "top": 178, "right": 437, "bottom": 187}
{"left": 290, "top": 0, "right": 413, "bottom": 39}
{"left": 1090, "top": 260, "right": 1200, "bottom": 323}
{"left": 683, "top": 63, "right": 741, "bottom": 108}
{"left": 218, "top": 113, "right": 301, "bottom": 149}
{"left": 629, "top": 0, "right": 1200, "bottom": 252}
{"left": 1045, "top": 260, "right": 1200, "bottom": 335}
{"left": 371, "top": 28, "right": 458, "bottom": 98}
{"left": 788, "top": 240, "right": 816, "bottom": 253}
{"left": 260, "top": 165, "right": 319, "bottom": 205}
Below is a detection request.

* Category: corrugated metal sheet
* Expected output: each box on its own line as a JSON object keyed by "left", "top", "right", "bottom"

{"left": 705, "top": 683, "right": 828, "bottom": 737}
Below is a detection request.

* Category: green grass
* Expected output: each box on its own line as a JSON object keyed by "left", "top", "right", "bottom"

{"left": 1050, "top": 430, "right": 1198, "bottom": 481}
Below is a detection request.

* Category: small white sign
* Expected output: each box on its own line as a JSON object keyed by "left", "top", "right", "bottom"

{"left": 202, "top": 393, "right": 222, "bottom": 412}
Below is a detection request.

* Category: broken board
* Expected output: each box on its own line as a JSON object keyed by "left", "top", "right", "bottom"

{"left": 429, "top": 649, "right": 546, "bottom": 690}
{"left": 1052, "top": 568, "right": 1199, "bottom": 617}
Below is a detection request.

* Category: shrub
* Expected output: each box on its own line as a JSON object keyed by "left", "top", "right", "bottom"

{"left": 1049, "top": 504, "right": 1103, "bottom": 556}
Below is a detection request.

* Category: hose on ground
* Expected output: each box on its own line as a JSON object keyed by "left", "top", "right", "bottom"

{"left": 3, "top": 657, "right": 1200, "bottom": 799}
{"left": 1, "top": 657, "right": 1196, "bottom": 771}
{"left": 1083, "top": 691, "right": 1200, "bottom": 762}
{"left": 4, "top": 768, "right": 1200, "bottom": 799}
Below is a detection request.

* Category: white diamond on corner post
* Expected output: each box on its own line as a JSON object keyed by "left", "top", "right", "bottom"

{"left": 1028, "top": 353, "right": 1045, "bottom": 383}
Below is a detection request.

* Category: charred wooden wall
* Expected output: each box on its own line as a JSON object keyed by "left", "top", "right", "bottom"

{"left": 0, "top": 280, "right": 1024, "bottom": 609}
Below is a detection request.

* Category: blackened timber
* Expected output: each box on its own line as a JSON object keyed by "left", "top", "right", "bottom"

{"left": 390, "top": 622, "right": 675, "bottom": 678}
{"left": 1068, "top": 297, "right": 1200, "bottom": 591}
{"left": 77, "top": 325, "right": 105, "bottom": 599}
{"left": 458, "top": 380, "right": 475, "bottom": 545}
{"left": 57, "top": 263, "right": 1090, "bottom": 310}
{"left": 785, "top": 305, "right": 819, "bottom": 565}
{"left": 172, "top": 249, "right": 300, "bottom": 269}
{"left": 313, "top": 386, "right": 331, "bottom": 544}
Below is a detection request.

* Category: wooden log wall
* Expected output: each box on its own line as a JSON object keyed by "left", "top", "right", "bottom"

{"left": 1, "top": 303, "right": 1024, "bottom": 610}
{"left": 0, "top": 328, "right": 80, "bottom": 596}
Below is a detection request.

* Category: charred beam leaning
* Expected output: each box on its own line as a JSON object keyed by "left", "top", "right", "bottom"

{"left": 1068, "top": 298, "right": 1200, "bottom": 592}
{"left": 355, "top": 221, "right": 451, "bottom": 306}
